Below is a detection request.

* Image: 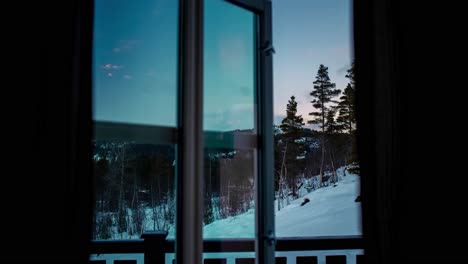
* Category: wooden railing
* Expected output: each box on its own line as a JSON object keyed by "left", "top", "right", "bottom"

{"left": 90, "top": 231, "right": 364, "bottom": 264}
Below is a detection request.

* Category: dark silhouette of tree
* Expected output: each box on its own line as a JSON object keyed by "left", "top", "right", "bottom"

{"left": 308, "top": 64, "right": 340, "bottom": 185}
{"left": 346, "top": 60, "right": 355, "bottom": 86}
{"left": 324, "top": 107, "right": 341, "bottom": 135}
{"left": 324, "top": 107, "right": 343, "bottom": 184}
{"left": 279, "top": 96, "right": 306, "bottom": 199}
{"left": 338, "top": 61, "right": 359, "bottom": 175}
{"left": 337, "top": 61, "right": 356, "bottom": 134}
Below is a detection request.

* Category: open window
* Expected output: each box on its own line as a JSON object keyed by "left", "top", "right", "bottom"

{"left": 92, "top": 0, "right": 274, "bottom": 263}
{"left": 91, "top": 1, "right": 364, "bottom": 263}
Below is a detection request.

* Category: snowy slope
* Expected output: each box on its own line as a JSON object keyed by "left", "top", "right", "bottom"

{"left": 91, "top": 174, "right": 361, "bottom": 263}
{"left": 202, "top": 173, "right": 361, "bottom": 238}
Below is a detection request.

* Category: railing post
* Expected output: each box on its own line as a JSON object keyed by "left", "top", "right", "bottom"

{"left": 141, "top": 231, "right": 168, "bottom": 264}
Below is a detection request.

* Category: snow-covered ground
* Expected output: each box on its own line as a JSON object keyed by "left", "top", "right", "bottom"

{"left": 91, "top": 171, "right": 362, "bottom": 263}
{"left": 203, "top": 172, "right": 362, "bottom": 238}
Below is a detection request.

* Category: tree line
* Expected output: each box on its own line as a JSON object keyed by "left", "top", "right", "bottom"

{"left": 92, "top": 142, "right": 255, "bottom": 239}
{"left": 91, "top": 62, "right": 359, "bottom": 239}
{"left": 275, "top": 62, "right": 358, "bottom": 209}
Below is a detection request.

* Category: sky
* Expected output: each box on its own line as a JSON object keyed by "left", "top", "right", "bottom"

{"left": 93, "top": 0, "right": 352, "bottom": 131}
{"left": 272, "top": 0, "right": 353, "bottom": 127}
{"left": 93, "top": 0, "right": 179, "bottom": 127}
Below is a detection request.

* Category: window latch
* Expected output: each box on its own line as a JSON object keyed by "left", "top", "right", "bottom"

{"left": 264, "top": 230, "right": 276, "bottom": 246}
{"left": 261, "top": 41, "right": 275, "bottom": 56}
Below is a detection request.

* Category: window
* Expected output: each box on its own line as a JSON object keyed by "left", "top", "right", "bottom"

{"left": 92, "top": 0, "right": 275, "bottom": 263}
{"left": 91, "top": 0, "right": 362, "bottom": 263}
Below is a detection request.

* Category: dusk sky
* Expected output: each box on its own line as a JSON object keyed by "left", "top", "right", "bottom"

{"left": 272, "top": 0, "right": 353, "bottom": 128}
{"left": 93, "top": 0, "right": 352, "bottom": 131}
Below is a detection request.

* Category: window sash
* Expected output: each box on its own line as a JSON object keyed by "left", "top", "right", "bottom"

{"left": 176, "top": 1, "right": 274, "bottom": 264}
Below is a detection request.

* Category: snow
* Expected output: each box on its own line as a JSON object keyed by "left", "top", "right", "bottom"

{"left": 91, "top": 171, "right": 362, "bottom": 263}
{"left": 103, "top": 169, "right": 361, "bottom": 239}
{"left": 202, "top": 171, "right": 361, "bottom": 238}
{"left": 203, "top": 208, "right": 255, "bottom": 238}
{"left": 276, "top": 173, "right": 361, "bottom": 237}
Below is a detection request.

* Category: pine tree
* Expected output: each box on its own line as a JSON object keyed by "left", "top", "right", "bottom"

{"left": 280, "top": 96, "right": 304, "bottom": 136}
{"left": 337, "top": 61, "right": 356, "bottom": 134}
{"left": 308, "top": 64, "right": 340, "bottom": 185}
{"left": 346, "top": 60, "right": 355, "bottom": 87}
{"left": 279, "top": 96, "right": 306, "bottom": 199}
{"left": 324, "top": 107, "right": 341, "bottom": 135}
{"left": 337, "top": 61, "right": 359, "bottom": 175}
{"left": 324, "top": 107, "right": 341, "bottom": 184}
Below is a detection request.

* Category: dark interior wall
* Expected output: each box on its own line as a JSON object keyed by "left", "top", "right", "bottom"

{"left": 400, "top": 9, "right": 468, "bottom": 263}
{"left": 354, "top": 0, "right": 405, "bottom": 262}
{"left": 2, "top": 0, "right": 467, "bottom": 262}
{"left": 356, "top": 0, "right": 468, "bottom": 263}
{"left": 2, "top": 0, "right": 93, "bottom": 262}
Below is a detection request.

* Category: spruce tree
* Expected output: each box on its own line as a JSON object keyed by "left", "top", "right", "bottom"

{"left": 324, "top": 107, "right": 341, "bottom": 135}
{"left": 279, "top": 96, "right": 306, "bottom": 198}
{"left": 324, "top": 107, "right": 342, "bottom": 183}
{"left": 308, "top": 64, "right": 340, "bottom": 185}
{"left": 280, "top": 96, "right": 304, "bottom": 136}
{"left": 337, "top": 62, "right": 356, "bottom": 134}
{"left": 346, "top": 60, "right": 355, "bottom": 86}
{"left": 339, "top": 61, "right": 359, "bottom": 174}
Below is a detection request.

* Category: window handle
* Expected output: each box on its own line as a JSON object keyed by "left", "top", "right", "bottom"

{"left": 264, "top": 230, "right": 276, "bottom": 246}
{"left": 261, "top": 41, "right": 275, "bottom": 55}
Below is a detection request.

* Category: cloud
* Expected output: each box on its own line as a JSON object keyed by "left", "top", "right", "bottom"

{"left": 102, "top": 64, "right": 123, "bottom": 70}
{"left": 123, "top": 75, "right": 132, "bottom": 79}
{"left": 113, "top": 39, "right": 140, "bottom": 53}
{"left": 204, "top": 104, "right": 255, "bottom": 131}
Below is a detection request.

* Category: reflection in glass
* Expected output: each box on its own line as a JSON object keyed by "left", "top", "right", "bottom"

{"left": 203, "top": 0, "right": 257, "bottom": 238}
{"left": 203, "top": 147, "right": 256, "bottom": 238}
{"left": 93, "top": 0, "right": 178, "bottom": 127}
{"left": 92, "top": 0, "right": 179, "bottom": 242}
{"left": 92, "top": 139, "right": 176, "bottom": 240}
{"left": 204, "top": 0, "right": 256, "bottom": 132}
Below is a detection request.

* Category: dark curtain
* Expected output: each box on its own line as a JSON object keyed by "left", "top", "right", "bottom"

{"left": 2, "top": 0, "right": 93, "bottom": 262}
{"left": 355, "top": 0, "right": 468, "bottom": 263}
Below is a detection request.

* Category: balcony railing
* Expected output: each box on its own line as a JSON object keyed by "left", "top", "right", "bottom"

{"left": 90, "top": 231, "right": 364, "bottom": 264}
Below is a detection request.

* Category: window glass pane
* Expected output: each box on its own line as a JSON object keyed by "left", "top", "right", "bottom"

{"left": 203, "top": 147, "right": 256, "bottom": 238}
{"left": 203, "top": 0, "right": 257, "bottom": 238}
{"left": 93, "top": 0, "right": 178, "bottom": 127}
{"left": 272, "top": 0, "right": 361, "bottom": 237}
{"left": 92, "top": 0, "right": 178, "bottom": 245}
{"left": 204, "top": 0, "right": 256, "bottom": 132}
{"left": 92, "top": 139, "right": 176, "bottom": 239}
